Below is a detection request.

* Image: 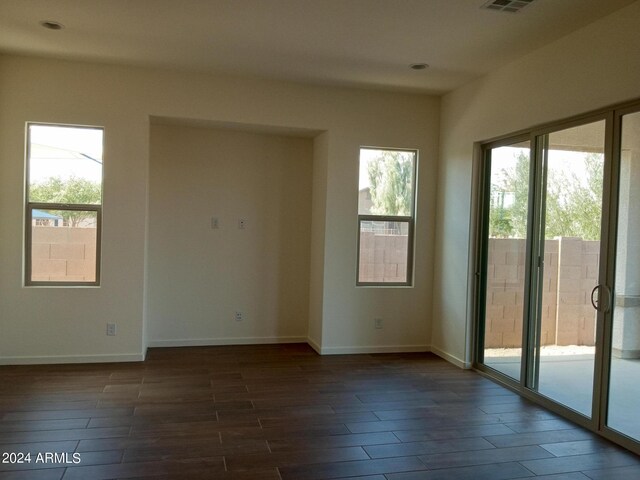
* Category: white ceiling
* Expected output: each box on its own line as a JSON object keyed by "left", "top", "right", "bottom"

{"left": 0, "top": 0, "right": 636, "bottom": 94}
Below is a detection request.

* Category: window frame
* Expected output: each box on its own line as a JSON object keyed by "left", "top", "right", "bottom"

{"left": 356, "top": 146, "right": 418, "bottom": 287}
{"left": 24, "top": 122, "right": 104, "bottom": 287}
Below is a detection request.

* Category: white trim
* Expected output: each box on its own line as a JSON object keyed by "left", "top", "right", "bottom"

{"left": 316, "top": 344, "right": 430, "bottom": 355}
{"left": 0, "top": 353, "right": 145, "bottom": 365}
{"left": 0, "top": 343, "right": 466, "bottom": 367}
{"left": 147, "top": 336, "right": 307, "bottom": 348}
{"left": 430, "top": 345, "right": 472, "bottom": 369}
{"left": 307, "top": 337, "right": 322, "bottom": 354}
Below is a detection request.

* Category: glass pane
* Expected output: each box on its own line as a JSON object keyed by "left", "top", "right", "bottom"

{"left": 607, "top": 110, "right": 640, "bottom": 440}
{"left": 28, "top": 124, "right": 103, "bottom": 204}
{"left": 535, "top": 120, "right": 606, "bottom": 417}
{"left": 358, "top": 220, "right": 409, "bottom": 283}
{"left": 482, "top": 141, "right": 530, "bottom": 380}
{"left": 31, "top": 209, "right": 98, "bottom": 283}
{"left": 359, "top": 149, "right": 415, "bottom": 216}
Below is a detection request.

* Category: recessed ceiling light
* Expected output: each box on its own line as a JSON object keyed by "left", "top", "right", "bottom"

{"left": 40, "top": 20, "right": 65, "bottom": 30}
{"left": 409, "top": 63, "right": 429, "bottom": 70}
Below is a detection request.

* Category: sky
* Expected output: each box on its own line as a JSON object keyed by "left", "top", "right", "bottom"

{"left": 28, "top": 124, "right": 103, "bottom": 184}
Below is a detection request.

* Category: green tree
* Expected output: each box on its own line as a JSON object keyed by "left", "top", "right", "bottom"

{"left": 488, "top": 151, "right": 529, "bottom": 238}
{"left": 544, "top": 153, "right": 603, "bottom": 240}
{"left": 30, "top": 176, "right": 101, "bottom": 227}
{"left": 488, "top": 187, "right": 514, "bottom": 238}
{"left": 489, "top": 152, "right": 603, "bottom": 241}
{"left": 367, "top": 151, "right": 413, "bottom": 216}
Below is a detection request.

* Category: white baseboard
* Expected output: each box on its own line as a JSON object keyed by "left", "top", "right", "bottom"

{"left": 0, "top": 353, "right": 145, "bottom": 365}
{"left": 306, "top": 337, "right": 322, "bottom": 354}
{"left": 147, "top": 336, "right": 307, "bottom": 348}
{"left": 430, "top": 345, "right": 471, "bottom": 369}
{"left": 316, "top": 344, "right": 430, "bottom": 355}
{"left": 0, "top": 342, "right": 468, "bottom": 368}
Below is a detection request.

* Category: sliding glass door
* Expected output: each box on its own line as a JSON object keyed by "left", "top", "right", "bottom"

{"left": 476, "top": 102, "right": 640, "bottom": 454}
{"left": 479, "top": 139, "right": 531, "bottom": 381}
{"left": 605, "top": 109, "right": 640, "bottom": 443}
{"left": 533, "top": 120, "right": 606, "bottom": 417}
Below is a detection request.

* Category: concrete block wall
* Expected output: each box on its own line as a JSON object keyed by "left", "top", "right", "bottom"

{"left": 486, "top": 237, "right": 599, "bottom": 348}
{"left": 359, "top": 232, "right": 408, "bottom": 283}
{"left": 555, "top": 237, "right": 599, "bottom": 346}
{"left": 540, "top": 239, "right": 560, "bottom": 346}
{"left": 31, "top": 226, "right": 97, "bottom": 282}
{"left": 485, "top": 238, "right": 527, "bottom": 348}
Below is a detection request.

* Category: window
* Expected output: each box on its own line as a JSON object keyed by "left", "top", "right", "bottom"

{"left": 357, "top": 147, "right": 417, "bottom": 286}
{"left": 25, "top": 123, "right": 104, "bottom": 286}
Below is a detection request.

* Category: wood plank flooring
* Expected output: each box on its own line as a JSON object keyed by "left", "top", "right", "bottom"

{"left": 0, "top": 344, "right": 639, "bottom": 479}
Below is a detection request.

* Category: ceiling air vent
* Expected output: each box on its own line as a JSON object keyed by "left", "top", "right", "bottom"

{"left": 481, "top": 0, "right": 535, "bottom": 13}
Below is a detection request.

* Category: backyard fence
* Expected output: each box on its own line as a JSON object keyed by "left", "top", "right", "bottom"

{"left": 31, "top": 226, "right": 97, "bottom": 282}
{"left": 486, "top": 237, "right": 599, "bottom": 348}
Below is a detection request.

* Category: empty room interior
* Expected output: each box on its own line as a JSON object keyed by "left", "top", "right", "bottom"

{"left": 2, "top": 0, "right": 640, "bottom": 478}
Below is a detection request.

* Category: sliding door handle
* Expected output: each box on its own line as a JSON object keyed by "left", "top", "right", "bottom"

{"left": 591, "top": 285, "right": 600, "bottom": 310}
{"left": 591, "top": 284, "right": 612, "bottom": 313}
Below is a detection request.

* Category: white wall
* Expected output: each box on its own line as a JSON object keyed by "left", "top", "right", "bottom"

{"left": 0, "top": 60, "right": 149, "bottom": 364}
{"left": 434, "top": 0, "right": 640, "bottom": 366}
{"left": 0, "top": 54, "right": 439, "bottom": 363}
{"left": 318, "top": 119, "right": 438, "bottom": 354}
{"left": 308, "top": 132, "right": 329, "bottom": 350}
{"left": 147, "top": 124, "right": 312, "bottom": 345}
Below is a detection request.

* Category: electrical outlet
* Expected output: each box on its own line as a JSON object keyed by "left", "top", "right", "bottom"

{"left": 211, "top": 217, "right": 219, "bottom": 229}
{"left": 235, "top": 311, "right": 243, "bottom": 321}
{"left": 106, "top": 323, "right": 117, "bottom": 336}
{"left": 374, "top": 318, "right": 383, "bottom": 329}
{"left": 238, "top": 218, "right": 246, "bottom": 229}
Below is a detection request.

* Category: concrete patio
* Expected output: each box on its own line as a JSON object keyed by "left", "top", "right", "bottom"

{"left": 485, "top": 351, "right": 640, "bottom": 441}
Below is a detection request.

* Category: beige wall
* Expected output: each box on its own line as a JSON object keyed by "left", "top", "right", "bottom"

{"left": 0, "top": 53, "right": 438, "bottom": 363}
{"left": 0, "top": 60, "right": 149, "bottom": 364}
{"left": 434, "top": 0, "right": 640, "bottom": 366}
{"left": 147, "top": 124, "right": 312, "bottom": 345}
{"left": 308, "top": 132, "right": 328, "bottom": 349}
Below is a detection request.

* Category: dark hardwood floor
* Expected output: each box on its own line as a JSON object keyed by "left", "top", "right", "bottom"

{"left": 1, "top": 344, "right": 639, "bottom": 479}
